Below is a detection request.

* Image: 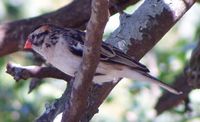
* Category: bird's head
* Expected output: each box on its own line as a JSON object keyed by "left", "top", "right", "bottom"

{"left": 24, "top": 24, "right": 62, "bottom": 59}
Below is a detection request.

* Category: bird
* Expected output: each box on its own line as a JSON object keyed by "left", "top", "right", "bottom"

{"left": 24, "top": 24, "right": 182, "bottom": 95}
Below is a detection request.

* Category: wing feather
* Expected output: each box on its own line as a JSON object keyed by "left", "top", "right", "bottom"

{"left": 64, "top": 29, "right": 149, "bottom": 73}
{"left": 101, "top": 42, "right": 149, "bottom": 72}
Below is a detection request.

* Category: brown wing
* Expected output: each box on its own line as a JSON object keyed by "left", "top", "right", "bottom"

{"left": 63, "top": 28, "right": 149, "bottom": 73}
{"left": 101, "top": 42, "right": 149, "bottom": 72}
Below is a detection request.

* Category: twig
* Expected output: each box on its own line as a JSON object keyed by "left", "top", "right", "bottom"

{"left": 6, "top": 62, "right": 71, "bottom": 82}
{"left": 28, "top": 78, "right": 43, "bottom": 93}
{"left": 28, "top": 53, "right": 46, "bottom": 93}
{"left": 61, "top": 0, "right": 109, "bottom": 122}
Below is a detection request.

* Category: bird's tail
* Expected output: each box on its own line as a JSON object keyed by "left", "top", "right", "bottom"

{"left": 120, "top": 67, "right": 182, "bottom": 95}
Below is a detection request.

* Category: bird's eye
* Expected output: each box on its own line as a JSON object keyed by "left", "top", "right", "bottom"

{"left": 31, "top": 34, "right": 44, "bottom": 46}
{"left": 37, "top": 38, "right": 44, "bottom": 45}
{"left": 31, "top": 35, "right": 35, "bottom": 40}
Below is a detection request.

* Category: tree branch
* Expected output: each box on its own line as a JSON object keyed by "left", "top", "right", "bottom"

{"left": 61, "top": 0, "right": 109, "bottom": 121}
{"left": 6, "top": 62, "right": 71, "bottom": 82}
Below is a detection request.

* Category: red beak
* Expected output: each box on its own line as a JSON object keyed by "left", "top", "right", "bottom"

{"left": 24, "top": 39, "right": 32, "bottom": 49}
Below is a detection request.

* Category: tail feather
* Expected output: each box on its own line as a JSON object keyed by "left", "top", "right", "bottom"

{"left": 141, "top": 73, "right": 182, "bottom": 95}
{"left": 120, "top": 68, "right": 182, "bottom": 95}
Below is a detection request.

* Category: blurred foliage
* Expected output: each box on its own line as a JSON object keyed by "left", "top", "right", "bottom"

{"left": 0, "top": 0, "right": 200, "bottom": 122}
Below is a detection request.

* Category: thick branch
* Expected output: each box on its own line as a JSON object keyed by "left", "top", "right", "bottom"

{"left": 61, "top": 0, "right": 109, "bottom": 122}
{"left": 107, "top": 0, "right": 196, "bottom": 59}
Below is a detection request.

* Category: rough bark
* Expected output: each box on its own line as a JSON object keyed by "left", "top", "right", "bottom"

{"left": 6, "top": 62, "right": 71, "bottom": 81}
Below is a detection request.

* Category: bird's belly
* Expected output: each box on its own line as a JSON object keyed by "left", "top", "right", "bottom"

{"left": 49, "top": 50, "right": 121, "bottom": 79}
{"left": 49, "top": 52, "right": 81, "bottom": 76}
{"left": 50, "top": 59, "right": 115, "bottom": 77}
{"left": 96, "top": 62, "right": 123, "bottom": 75}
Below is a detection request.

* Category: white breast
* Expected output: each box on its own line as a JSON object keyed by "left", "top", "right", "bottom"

{"left": 48, "top": 41, "right": 82, "bottom": 76}
{"left": 46, "top": 40, "right": 119, "bottom": 79}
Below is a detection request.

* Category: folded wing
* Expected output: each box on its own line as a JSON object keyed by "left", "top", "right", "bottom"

{"left": 100, "top": 42, "right": 149, "bottom": 72}
{"left": 66, "top": 29, "right": 149, "bottom": 73}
